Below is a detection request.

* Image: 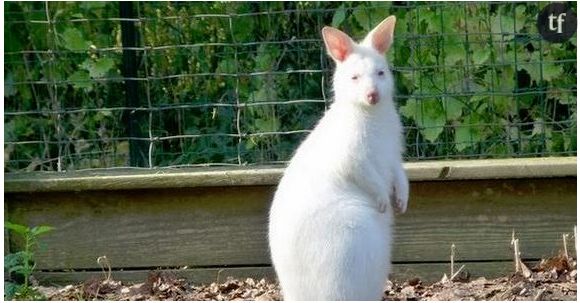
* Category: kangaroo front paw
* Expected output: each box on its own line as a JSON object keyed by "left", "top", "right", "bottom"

{"left": 393, "top": 197, "right": 406, "bottom": 214}
{"left": 378, "top": 200, "right": 388, "bottom": 213}
{"left": 391, "top": 185, "right": 408, "bottom": 214}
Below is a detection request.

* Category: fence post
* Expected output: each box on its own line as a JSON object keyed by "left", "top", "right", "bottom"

{"left": 119, "top": 1, "right": 148, "bottom": 167}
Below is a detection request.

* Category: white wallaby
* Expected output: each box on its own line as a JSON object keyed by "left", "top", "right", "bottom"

{"left": 268, "top": 16, "right": 408, "bottom": 301}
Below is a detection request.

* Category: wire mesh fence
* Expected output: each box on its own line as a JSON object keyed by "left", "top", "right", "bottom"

{"left": 4, "top": 1, "right": 577, "bottom": 172}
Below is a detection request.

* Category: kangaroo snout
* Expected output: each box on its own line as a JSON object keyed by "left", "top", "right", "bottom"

{"left": 367, "top": 91, "right": 379, "bottom": 105}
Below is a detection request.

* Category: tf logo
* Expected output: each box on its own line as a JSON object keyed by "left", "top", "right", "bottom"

{"left": 537, "top": 3, "right": 577, "bottom": 43}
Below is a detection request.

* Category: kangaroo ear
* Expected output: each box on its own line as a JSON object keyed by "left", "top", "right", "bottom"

{"left": 322, "top": 26, "right": 355, "bottom": 62}
{"left": 363, "top": 16, "right": 396, "bottom": 54}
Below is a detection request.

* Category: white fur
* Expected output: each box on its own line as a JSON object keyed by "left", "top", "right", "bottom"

{"left": 268, "top": 16, "right": 409, "bottom": 301}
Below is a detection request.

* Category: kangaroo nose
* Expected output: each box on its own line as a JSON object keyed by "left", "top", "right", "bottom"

{"left": 367, "top": 91, "right": 379, "bottom": 105}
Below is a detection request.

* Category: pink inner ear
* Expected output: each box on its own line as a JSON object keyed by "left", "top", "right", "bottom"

{"left": 373, "top": 29, "right": 392, "bottom": 54}
{"left": 368, "top": 17, "right": 396, "bottom": 54}
{"left": 334, "top": 45, "right": 349, "bottom": 61}
{"left": 323, "top": 28, "right": 353, "bottom": 62}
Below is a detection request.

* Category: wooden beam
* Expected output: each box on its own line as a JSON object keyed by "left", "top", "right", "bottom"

{"left": 4, "top": 157, "right": 576, "bottom": 193}
{"left": 6, "top": 178, "right": 575, "bottom": 270}
{"left": 5, "top": 158, "right": 576, "bottom": 285}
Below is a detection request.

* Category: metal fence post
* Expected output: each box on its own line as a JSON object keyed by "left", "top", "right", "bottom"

{"left": 120, "top": 1, "right": 148, "bottom": 167}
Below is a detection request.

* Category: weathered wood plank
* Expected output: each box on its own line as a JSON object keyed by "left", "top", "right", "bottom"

{"left": 6, "top": 178, "right": 575, "bottom": 270}
{"left": 34, "top": 261, "right": 516, "bottom": 286}
{"left": 404, "top": 156, "right": 577, "bottom": 181}
{"left": 4, "top": 157, "right": 576, "bottom": 192}
{"left": 7, "top": 186, "right": 272, "bottom": 269}
{"left": 395, "top": 178, "right": 576, "bottom": 262}
{"left": 3, "top": 167, "right": 284, "bottom": 193}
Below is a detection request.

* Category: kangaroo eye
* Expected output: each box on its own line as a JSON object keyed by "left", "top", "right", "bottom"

{"left": 378, "top": 70, "right": 385, "bottom": 76}
{"left": 351, "top": 75, "right": 359, "bottom": 80}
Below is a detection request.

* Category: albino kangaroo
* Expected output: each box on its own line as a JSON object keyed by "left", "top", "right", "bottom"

{"left": 268, "top": 16, "right": 408, "bottom": 301}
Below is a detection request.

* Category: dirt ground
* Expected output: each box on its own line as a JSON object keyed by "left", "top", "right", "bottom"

{"left": 35, "top": 255, "right": 576, "bottom": 301}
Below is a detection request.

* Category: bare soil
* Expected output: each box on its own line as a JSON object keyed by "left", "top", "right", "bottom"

{"left": 34, "top": 255, "right": 576, "bottom": 301}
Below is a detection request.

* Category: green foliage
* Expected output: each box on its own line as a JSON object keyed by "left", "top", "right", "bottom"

{"left": 4, "top": 222, "right": 54, "bottom": 300}
{"left": 387, "top": 2, "right": 577, "bottom": 158}
{"left": 4, "top": 2, "right": 576, "bottom": 171}
{"left": 61, "top": 27, "right": 91, "bottom": 51}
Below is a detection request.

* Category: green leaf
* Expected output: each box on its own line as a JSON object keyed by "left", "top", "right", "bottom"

{"left": 4, "top": 222, "right": 29, "bottom": 235}
{"left": 454, "top": 116, "right": 483, "bottom": 151}
{"left": 520, "top": 61, "right": 562, "bottom": 83}
{"left": 491, "top": 13, "right": 517, "bottom": 35}
{"left": 454, "top": 125, "right": 472, "bottom": 151}
{"left": 331, "top": 4, "right": 346, "bottom": 28}
{"left": 421, "top": 100, "right": 446, "bottom": 142}
{"left": 232, "top": 15, "right": 254, "bottom": 42}
{"left": 216, "top": 59, "right": 236, "bottom": 74}
{"left": 245, "top": 138, "right": 257, "bottom": 150}
{"left": 472, "top": 48, "right": 491, "bottom": 65}
{"left": 61, "top": 28, "right": 90, "bottom": 51}
{"left": 541, "top": 63, "right": 563, "bottom": 81}
{"left": 420, "top": 9, "right": 440, "bottom": 33}
{"left": 4, "top": 281, "right": 20, "bottom": 300}
{"left": 492, "top": 95, "right": 516, "bottom": 116}
{"left": 399, "top": 98, "right": 418, "bottom": 120}
{"left": 255, "top": 117, "right": 280, "bottom": 132}
{"left": 421, "top": 109, "right": 446, "bottom": 142}
{"left": 68, "top": 70, "right": 92, "bottom": 90}
{"left": 4, "top": 252, "right": 24, "bottom": 270}
{"left": 443, "top": 98, "right": 464, "bottom": 121}
{"left": 401, "top": 99, "right": 446, "bottom": 142}
{"left": 353, "top": 7, "right": 371, "bottom": 31}
{"left": 515, "top": 5, "right": 527, "bottom": 32}
{"left": 518, "top": 64, "right": 539, "bottom": 83}
{"left": 81, "top": 57, "right": 115, "bottom": 78}
{"left": 30, "top": 225, "right": 54, "bottom": 237}
{"left": 92, "top": 57, "right": 115, "bottom": 77}
{"left": 496, "top": 65, "right": 516, "bottom": 91}
{"left": 254, "top": 44, "right": 279, "bottom": 71}
{"left": 444, "top": 43, "right": 465, "bottom": 65}
{"left": 8, "top": 264, "right": 31, "bottom": 275}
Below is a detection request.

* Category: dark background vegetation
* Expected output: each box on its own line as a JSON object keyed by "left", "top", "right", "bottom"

{"left": 4, "top": 1, "right": 577, "bottom": 171}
